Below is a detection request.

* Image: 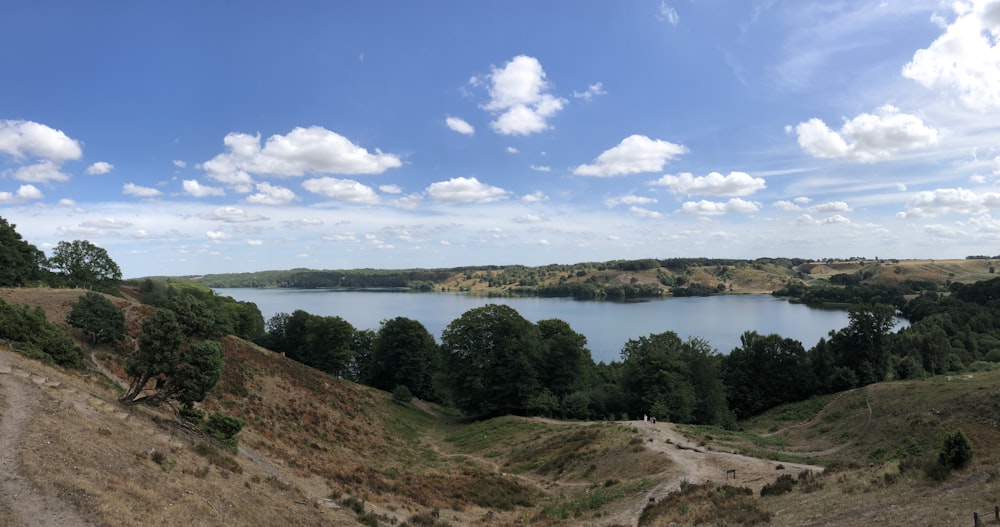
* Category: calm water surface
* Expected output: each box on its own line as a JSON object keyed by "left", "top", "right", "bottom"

{"left": 215, "top": 288, "right": 865, "bottom": 364}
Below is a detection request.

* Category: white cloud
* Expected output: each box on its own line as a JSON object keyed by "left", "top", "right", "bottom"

{"left": 283, "top": 218, "right": 323, "bottom": 229}
{"left": 247, "top": 239, "right": 263, "bottom": 246}
{"left": 206, "top": 230, "right": 229, "bottom": 242}
{"left": 173, "top": 160, "right": 187, "bottom": 168}
{"left": 202, "top": 126, "right": 402, "bottom": 188}
{"left": 246, "top": 182, "right": 296, "bottom": 205}
{"left": 606, "top": 194, "right": 658, "bottom": 207}
{"left": 201, "top": 207, "right": 268, "bottom": 223}
{"left": 81, "top": 218, "right": 132, "bottom": 230}
{"left": 445, "top": 116, "right": 475, "bottom": 135}
{"left": 903, "top": 0, "right": 1000, "bottom": 110}
{"left": 511, "top": 213, "right": 548, "bottom": 223}
{"left": 648, "top": 171, "right": 766, "bottom": 196}
{"left": 13, "top": 160, "right": 69, "bottom": 183}
{"left": 506, "top": 146, "right": 519, "bottom": 154}
{"left": 630, "top": 206, "right": 664, "bottom": 219}
{"left": 302, "top": 176, "right": 379, "bottom": 204}
{"left": 0, "top": 184, "right": 43, "bottom": 203}
{"left": 795, "top": 105, "right": 938, "bottom": 161}
{"left": 0, "top": 120, "right": 82, "bottom": 161}
{"left": 426, "top": 176, "right": 510, "bottom": 203}
{"left": 573, "top": 135, "right": 688, "bottom": 177}
{"left": 901, "top": 187, "right": 1000, "bottom": 218}
{"left": 482, "top": 55, "right": 566, "bottom": 135}
{"left": 824, "top": 214, "right": 851, "bottom": 224}
{"left": 680, "top": 198, "right": 762, "bottom": 216}
{"left": 393, "top": 193, "right": 423, "bottom": 209}
{"left": 773, "top": 200, "right": 802, "bottom": 211}
{"left": 809, "top": 201, "right": 851, "bottom": 213}
{"left": 85, "top": 161, "right": 114, "bottom": 175}
{"left": 529, "top": 165, "right": 551, "bottom": 172}
{"left": 658, "top": 1, "right": 680, "bottom": 25}
{"left": 183, "top": 179, "right": 225, "bottom": 197}
{"left": 57, "top": 198, "right": 75, "bottom": 207}
{"left": 379, "top": 184, "right": 402, "bottom": 194}
{"left": 572, "top": 82, "right": 607, "bottom": 100}
{"left": 122, "top": 183, "right": 162, "bottom": 198}
{"left": 521, "top": 191, "right": 548, "bottom": 202}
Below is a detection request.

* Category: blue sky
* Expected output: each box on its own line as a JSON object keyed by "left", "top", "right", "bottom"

{"left": 2, "top": 1, "right": 1000, "bottom": 278}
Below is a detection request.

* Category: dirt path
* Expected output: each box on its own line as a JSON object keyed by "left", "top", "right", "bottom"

{"left": 598, "top": 421, "right": 825, "bottom": 527}
{"left": 0, "top": 351, "right": 95, "bottom": 527}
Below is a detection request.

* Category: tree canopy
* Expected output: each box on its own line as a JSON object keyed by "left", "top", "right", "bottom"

{"left": 48, "top": 239, "right": 122, "bottom": 288}
{"left": 0, "top": 217, "right": 45, "bottom": 287}
{"left": 67, "top": 291, "right": 126, "bottom": 345}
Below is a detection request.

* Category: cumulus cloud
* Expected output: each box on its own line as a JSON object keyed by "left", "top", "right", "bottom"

{"left": 479, "top": 55, "right": 566, "bottom": 135}
{"left": 426, "top": 176, "right": 510, "bottom": 203}
{"left": 903, "top": 0, "right": 1000, "bottom": 110}
{"left": 0, "top": 184, "right": 43, "bottom": 203}
{"left": 246, "top": 182, "right": 296, "bottom": 205}
{"left": 0, "top": 120, "right": 82, "bottom": 161}
{"left": 85, "top": 161, "right": 114, "bottom": 175}
{"left": 680, "top": 198, "right": 761, "bottom": 216}
{"left": 901, "top": 187, "right": 1000, "bottom": 218}
{"left": 529, "top": 165, "right": 551, "bottom": 172}
{"left": 206, "top": 231, "right": 229, "bottom": 242}
{"left": 573, "top": 135, "right": 688, "bottom": 177}
{"left": 202, "top": 126, "right": 402, "bottom": 188}
{"left": 172, "top": 160, "right": 187, "bottom": 168}
{"left": 606, "top": 195, "right": 658, "bottom": 207}
{"left": 302, "top": 176, "right": 379, "bottom": 204}
{"left": 183, "top": 179, "right": 225, "bottom": 198}
{"left": 795, "top": 105, "right": 938, "bottom": 161}
{"left": 506, "top": 146, "right": 519, "bottom": 154}
{"left": 522, "top": 191, "right": 548, "bottom": 202}
{"left": 649, "top": 171, "right": 765, "bottom": 196}
{"left": 379, "top": 184, "right": 402, "bottom": 194}
{"left": 445, "top": 117, "right": 475, "bottom": 135}
{"left": 809, "top": 201, "right": 851, "bottom": 213}
{"left": 13, "top": 160, "right": 69, "bottom": 183}
{"left": 122, "top": 183, "right": 162, "bottom": 198}
{"left": 572, "top": 82, "right": 607, "bottom": 100}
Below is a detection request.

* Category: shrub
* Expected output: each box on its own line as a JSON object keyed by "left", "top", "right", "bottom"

{"left": 938, "top": 430, "right": 973, "bottom": 471}
{"left": 760, "top": 474, "right": 796, "bottom": 497}
{"left": 392, "top": 384, "right": 413, "bottom": 404}
{"left": 202, "top": 412, "right": 244, "bottom": 452}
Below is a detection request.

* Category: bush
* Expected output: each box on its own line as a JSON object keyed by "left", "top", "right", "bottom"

{"left": 202, "top": 412, "right": 244, "bottom": 452}
{"left": 392, "top": 384, "right": 413, "bottom": 404}
{"left": 0, "top": 299, "right": 85, "bottom": 369}
{"left": 938, "top": 430, "right": 973, "bottom": 471}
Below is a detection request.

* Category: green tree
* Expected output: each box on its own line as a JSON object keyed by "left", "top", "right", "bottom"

{"left": 0, "top": 217, "right": 45, "bottom": 286}
{"left": 537, "top": 318, "right": 592, "bottom": 399}
{"left": 370, "top": 317, "right": 439, "bottom": 400}
{"left": 619, "top": 332, "right": 729, "bottom": 425}
{"left": 171, "top": 340, "right": 225, "bottom": 407}
{"left": 441, "top": 304, "right": 543, "bottom": 416}
{"left": 830, "top": 304, "right": 897, "bottom": 385}
{"left": 938, "top": 429, "right": 973, "bottom": 471}
{"left": 48, "top": 240, "right": 122, "bottom": 288}
{"left": 724, "top": 331, "right": 814, "bottom": 419}
{"left": 67, "top": 291, "right": 126, "bottom": 345}
{"left": 122, "top": 310, "right": 186, "bottom": 404}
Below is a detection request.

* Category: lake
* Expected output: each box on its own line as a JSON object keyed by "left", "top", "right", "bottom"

{"left": 214, "top": 288, "right": 868, "bottom": 364}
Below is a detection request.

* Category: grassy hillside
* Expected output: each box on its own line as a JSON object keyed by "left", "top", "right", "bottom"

{"left": 4, "top": 286, "right": 1000, "bottom": 526}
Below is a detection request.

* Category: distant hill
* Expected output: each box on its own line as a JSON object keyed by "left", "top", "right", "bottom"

{"left": 186, "top": 257, "right": 997, "bottom": 298}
